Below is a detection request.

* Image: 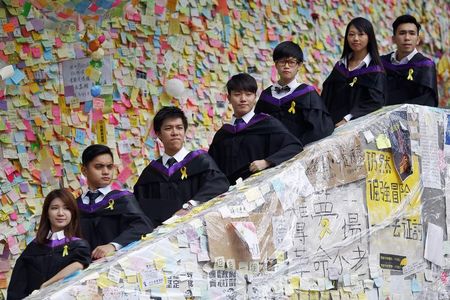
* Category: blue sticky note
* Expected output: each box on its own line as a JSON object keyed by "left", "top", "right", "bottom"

{"left": 411, "top": 277, "right": 422, "bottom": 293}
{"left": 43, "top": 49, "right": 53, "bottom": 61}
{"left": 10, "top": 69, "right": 26, "bottom": 85}
{"left": 17, "top": 144, "right": 27, "bottom": 153}
{"left": 84, "top": 100, "right": 93, "bottom": 113}
{"left": 75, "top": 129, "right": 86, "bottom": 144}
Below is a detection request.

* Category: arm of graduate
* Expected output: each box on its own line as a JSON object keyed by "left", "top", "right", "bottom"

{"left": 112, "top": 194, "right": 154, "bottom": 247}
{"left": 265, "top": 121, "right": 303, "bottom": 166}
{"left": 403, "top": 87, "right": 438, "bottom": 107}
{"left": 191, "top": 156, "right": 230, "bottom": 203}
{"left": 300, "top": 108, "right": 334, "bottom": 145}
{"left": 40, "top": 262, "right": 84, "bottom": 288}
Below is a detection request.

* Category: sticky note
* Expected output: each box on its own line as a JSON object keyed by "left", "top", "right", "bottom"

{"left": 376, "top": 134, "right": 391, "bottom": 149}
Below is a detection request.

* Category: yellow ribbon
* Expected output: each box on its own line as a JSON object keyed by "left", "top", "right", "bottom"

{"left": 62, "top": 245, "right": 69, "bottom": 257}
{"left": 407, "top": 68, "right": 414, "bottom": 80}
{"left": 349, "top": 77, "right": 357, "bottom": 87}
{"left": 106, "top": 199, "right": 114, "bottom": 210}
{"left": 180, "top": 167, "right": 188, "bottom": 180}
{"left": 288, "top": 101, "right": 296, "bottom": 114}
{"left": 319, "top": 218, "right": 331, "bottom": 239}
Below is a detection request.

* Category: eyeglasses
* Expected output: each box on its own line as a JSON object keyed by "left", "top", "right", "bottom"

{"left": 275, "top": 59, "right": 299, "bottom": 67}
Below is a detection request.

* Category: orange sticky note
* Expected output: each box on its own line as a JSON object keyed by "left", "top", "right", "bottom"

{"left": 2, "top": 23, "right": 14, "bottom": 33}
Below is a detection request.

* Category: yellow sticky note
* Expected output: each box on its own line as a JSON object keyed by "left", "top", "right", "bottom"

{"left": 375, "top": 134, "right": 391, "bottom": 149}
{"left": 154, "top": 257, "right": 165, "bottom": 270}
{"left": 290, "top": 275, "right": 300, "bottom": 289}
{"left": 29, "top": 82, "right": 40, "bottom": 93}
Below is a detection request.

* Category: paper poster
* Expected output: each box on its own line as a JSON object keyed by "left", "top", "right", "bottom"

{"left": 288, "top": 182, "right": 369, "bottom": 278}
{"left": 388, "top": 111, "right": 413, "bottom": 181}
{"left": 365, "top": 150, "right": 421, "bottom": 226}
{"left": 419, "top": 111, "right": 442, "bottom": 189}
{"left": 61, "top": 55, "right": 113, "bottom": 103}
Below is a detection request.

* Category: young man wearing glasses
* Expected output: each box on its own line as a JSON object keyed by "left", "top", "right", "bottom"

{"left": 255, "top": 41, "right": 334, "bottom": 145}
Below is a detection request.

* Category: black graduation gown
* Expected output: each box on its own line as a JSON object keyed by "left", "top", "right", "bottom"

{"left": 77, "top": 190, "right": 153, "bottom": 250}
{"left": 381, "top": 52, "right": 438, "bottom": 107}
{"left": 208, "top": 113, "right": 303, "bottom": 185}
{"left": 133, "top": 150, "right": 230, "bottom": 227}
{"left": 321, "top": 61, "right": 386, "bottom": 124}
{"left": 7, "top": 238, "right": 91, "bottom": 300}
{"left": 256, "top": 84, "right": 334, "bottom": 145}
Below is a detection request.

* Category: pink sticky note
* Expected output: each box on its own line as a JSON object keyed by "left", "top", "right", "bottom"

{"left": 154, "top": 5, "right": 165, "bottom": 15}
{"left": 22, "top": 44, "right": 30, "bottom": 54}
{"left": 16, "top": 224, "right": 26, "bottom": 234}
{"left": 31, "top": 47, "right": 41, "bottom": 58}
{"left": 7, "top": 236, "right": 17, "bottom": 246}
{"left": 111, "top": 182, "right": 122, "bottom": 190}
{"left": 55, "top": 37, "right": 63, "bottom": 48}
{"left": 109, "top": 114, "right": 119, "bottom": 125}
{"left": 117, "top": 166, "right": 132, "bottom": 184}
{"left": 25, "top": 131, "right": 36, "bottom": 141}
{"left": 271, "top": 66, "right": 277, "bottom": 82}
{"left": 9, "top": 212, "right": 18, "bottom": 221}
{"left": 92, "top": 109, "right": 103, "bottom": 123}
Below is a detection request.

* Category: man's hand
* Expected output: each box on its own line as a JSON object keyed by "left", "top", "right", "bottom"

{"left": 92, "top": 244, "right": 116, "bottom": 260}
{"left": 335, "top": 119, "right": 347, "bottom": 128}
{"left": 249, "top": 159, "right": 270, "bottom": 173}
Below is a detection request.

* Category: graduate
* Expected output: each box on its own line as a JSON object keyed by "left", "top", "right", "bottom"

{"left": 134, "top": 107, "right": 229, "bottom": 227}
{"left": 8, "top": 189, "right": 91, "bottom": 300}
{"left": 208, "top": 73, "right": 303, "bottom": 185}
{"left": 381, "top": 14, "right": 438, "bottom": 107}
{"left": 255, "top": 41, "right": 334, "bottom": 145}
{"left": 78, "top": 144, "right": 153, "bottom": 259}
{"left": 322, "top": 17, "right": 386, "bottom": 127}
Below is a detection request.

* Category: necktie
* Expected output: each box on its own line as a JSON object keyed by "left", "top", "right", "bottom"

{"left": 86, "top": 191, "right": 101, "bottom": 205}
{"left": 274, "top": 85, "right": 290, "bottom": 94}
{"left": 167, "top": 157, "right": 177, "bottom": 167}
{"left": 235, "top": 118, "right": 245, "bottom": 126}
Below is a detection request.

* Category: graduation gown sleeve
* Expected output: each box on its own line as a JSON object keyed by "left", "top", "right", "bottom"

{"left": 109, "top": 192, "right": 154, "bottom": 247}
{"left": 189, "top": 153, "right": 230, "bottom": 202}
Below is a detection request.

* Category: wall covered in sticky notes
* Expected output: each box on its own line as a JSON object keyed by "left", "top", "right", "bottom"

{"left": 0, "top": 0, "right": 449, "bottom": 293}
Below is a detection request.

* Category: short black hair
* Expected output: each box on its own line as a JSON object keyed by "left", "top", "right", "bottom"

{"left": 82, "top": 144, "right": 113, "bottom": 166}
{"left": 392, "top": 15, "right": 421, "bottom": 35}
{"left": 226, "top": 73, "right": 257, "bottom": 94}
{"left": 273, "top": 41, "right": 304, "bottom": 62}
{"left": 153, "top": 106, "right": 188, "bottom": 133}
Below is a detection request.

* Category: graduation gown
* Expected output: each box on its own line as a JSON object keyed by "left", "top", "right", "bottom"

{"left": 208, "top": 113, "right": 303, "bottom": 185}
{"left": 134, "top": 150, "right": 230, "bottom": 227}
{"left": 256, "top": 84, "right": 334, "bottom": 145}
{"left": 77, "top": 190, "right": 153, "bottom": 250}
{"left": 7, "top": 238, "right": 91, "bottom": 300}
{"left": 322, "top": 61, "right": 386, "bottom": 124}
{"left": 381, "top": 52, "right": 438, "bottom": 107}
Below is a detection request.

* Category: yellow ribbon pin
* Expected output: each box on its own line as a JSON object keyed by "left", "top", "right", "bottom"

{"left": 319, "top": 218, "right": 331, "bottom": 239}
{"left": 62, "top": 245, "right": 69, "bottom": 257}
{"left": 349, "top": 77, "right": 358, "bottom": 87}
{"left": 106, "top": 199, "right": 114, "bottom": 210}
{"left": 180, "top": 167, "right": 188, "bottom": 180}
{"left": 407, "top": 68, "right": 414, "bottom": 80}
{"left": 288, "top": 101, "right": 296, "bottom": 114}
